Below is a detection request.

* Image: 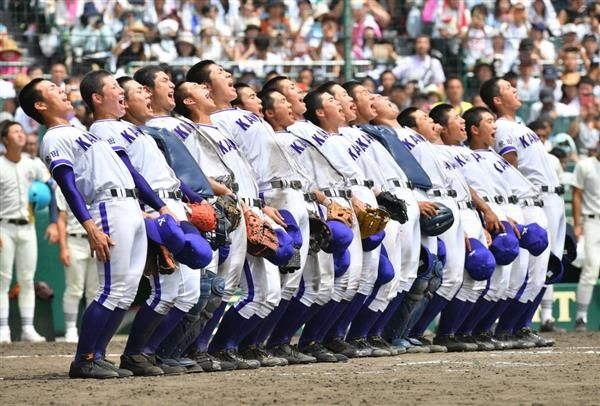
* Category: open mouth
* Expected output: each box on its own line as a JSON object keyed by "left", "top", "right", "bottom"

{"left": 118, "top": 96, "right": 125, "bottom": 106}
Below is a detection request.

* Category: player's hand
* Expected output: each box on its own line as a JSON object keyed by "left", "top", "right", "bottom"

{"left": 351, "top": 196, "right": 367, "bottom": 212}
{"left": 574, "top": 224, "right": 582, "bottom": 241}
{"left": 159, "top": 206, "right": 180, "bottom": 223}
{"left": 83, "top": 221, "right": 115, "bottom": 262}
{"left": 506, "top": 216, "right": 521, "bottom": 239}
{"left": 483, "top": 229, "right": 492, "bottom": 246}
{"left": 418, "top": 201, "right": 439, "bottom": 219}
{"left": 60, "top": 248, "right": 71, "bottom": 267}
{"left": 464, "top": 233, "right": 472, "bottom": 251}
{"left": 483, "top": 209, "right": 504, "bottom": 234}
{"left": 262, "top": 205, "right": 287, "bottom": 227}
{"left": 45, "top": 223, "right": 59, "bottom": 244}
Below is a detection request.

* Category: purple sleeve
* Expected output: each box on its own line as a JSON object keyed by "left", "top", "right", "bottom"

{"left": 116, "top": 150, "right": 165, "bottom": 211}
{"left": 179, "top": 179, "right": 204, "bottom": 203}
{"left": 52, "top": 165, "right": 92, "bottom": 225}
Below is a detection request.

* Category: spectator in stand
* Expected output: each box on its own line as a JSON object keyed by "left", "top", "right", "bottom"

{"left": 541, "top": 64, "right": 563, "bottom": 101}
{"left": 529, "top": 118, "right": 555, "bottom": 152}
{"left": 462, "top": 4, "right": 493, "bottom": 69}
{"left": 378, "top": 70, "right": 395, "bottom": 97}
{"left": 572, "top": 142, "right": 600, "bottom": 332}
{"left": 530, "top": 23, "right": 556, "bottom": 63}
{"left": 581, "top": 34, "right": 599, "bottom": 73}
{"left": 527, "top": 0, "right": 560, "bottom": 37}
{"left": 516, "top": 60, "right": 541, "bottom": 102}
{"left": 174, "top": 31, "right": 201, "bottom": 65}
{"left": 150, "top": 19, "right": 179, "bottom": 64}
{"left": 70, "top": 2, "right": 116, "bottom": 59}
{"left": 143, "top": 0, "right": 180, "bottom": 27}
{"left": 309, "top": 14, "right": 342, "bottom": 78}
{"left": 181, "top": 0, "right": 210, "bottom": 36}
{"left": 574, "top": 104, "right": 600, "bottom": 157}
{"left": 113, "top": 22, "right": 149, "bottom": 69}
{"left": 529, "top": 87, "right": 570, "bottom": 123}
{"left": 392, "top": 35, "right": 445, "bottom": 94}
{"left": 50, "top": 63, "right": 68, "bottom": 90}
{"left": 568, "top": 76, "right": 596, "bottom": 115}
{"left": 389, "top": 82, "right": 410, "bottom": 111}
{"left": 436, "top": 76, "right": 472, "bottom": 114}
{"left": 292, "top": 0, "right": 317, "bottom": 39}
{"left": 297, "top": 68, "right": 313, "bottom": 91}
{"left": 432, "top": 0, "right": 470, "bottom": 58}
{"left": 562, "top": 46, "right": 582, "bottom": 78}
{"left": 331, "top": 0, "right": 390, "bottom": 51}
{"left": 558, "top": 0, "right": 587, "bottom": 26}
{"left": 490, "top": 0, "right": 512, "bottom": 28}
{"left": 261, "top": 0, "right": 292, "bottom": 39}
{"left": 229, "top": 0, "right": 261, "bottom": 37}
{"left": 501, "top": 1, "right": 530, "bottom": 68}
{"left": 243, "top": 35, "right": 283, "bottom": 78}
{"left": 199, "top": 22, "right": 235, "bottom": 61}
{"left": 490, "top": 31, "right": 512, "bottom": 76}
{"left": 234, "top": 24, "right": 260, "bottom": 61}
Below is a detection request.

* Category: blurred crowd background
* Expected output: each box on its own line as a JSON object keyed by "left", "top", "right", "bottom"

{"left": 0, "top": 0, "right": 598, "bottom": 178}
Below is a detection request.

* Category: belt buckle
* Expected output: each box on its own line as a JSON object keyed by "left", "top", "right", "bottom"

{"left": 448, "top": 190, "right": 457, "bottom": 198}
{"left": 342, "top": 189, "right": 352, "bottom": 199}
{"left": 508, "top": 196, "right": 518, "bottom": 204}
{"left": 432, "top": 190, "right": 442, "bottom": 197}
{"left": 305, "top": 192, "right": 316, "bottom": 202}
{"left": 556, "top": 186, "right": 565, "bottom": 195}
{"left": 494, "top": 196, "right": 504, "bottom": 204}
{"left": 406, "top": 181, "right": 414, "bottom": 189}
{"left": 323, "top": 189, "right": 333, "bottom": 198}
{"left": 291, "top": 180, "right": 302, "bottom": 189}
{"left": 232, "top": 183, "right": 239, "bottom": 193}
{"left": 364, "top": 180, "right": 374, "bottom": 188}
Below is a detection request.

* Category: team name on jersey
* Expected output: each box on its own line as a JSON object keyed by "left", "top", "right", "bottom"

{"left": 172, "top": 121, "right": 196, "bottom": 140}
{"left": 217, "top": 137, "right": 239, "bottom": 155}
{"left": 119, "top": 126, "right": 144, "bottom": 144}
{"left": 286, "top": 137, "right": 310, "bottom": 155}
{"left": 492, "top": 157, "right": 511, "bottom": 174}
{"left": 518, "top": 130, "right": 540, "bottom": 149}
{"left": 347, "top": 133, "right": 374, "bottom": 161}
{"left": 398, "top": 132, "right": 426, "bottom": 151}
{"left": 234, "top": 112, "right": 260, "bottom": 131}
{"left": 307, "top": 128, "right": 331, "bottom": 146}
{"left": 74, "top": 131, "right": 101, "bottom": 151}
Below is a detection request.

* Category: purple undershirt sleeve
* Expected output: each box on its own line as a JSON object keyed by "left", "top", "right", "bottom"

{"left": 179, "top": 179, "right": 204, "bottom": 203}
{"left": 51, "top": 165, "right": 92, "bottom": 225}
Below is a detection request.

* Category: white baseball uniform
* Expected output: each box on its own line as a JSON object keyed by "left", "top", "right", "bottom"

{"left": 0, "top": 153, "right": 50, "bottom": 331}
{"left": 90, "top": 119, "right": 200, "bottom": 315}
{"left": 40, "top": 124, "right": 147, "bottom": 311}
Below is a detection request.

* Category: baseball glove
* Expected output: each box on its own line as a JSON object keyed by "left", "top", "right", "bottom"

{"left": 420, "top": 203, "right": 454, "bottom": 236}
{"left": 308, "top": 214, "right": 332, "bottom": 254}
{"left": 356, "top": 206, "right": 390, "bottom": 238}
{"left": 279, "top": 247, "right": 301, "bottom": 274}
{"left": 187, "top": 201, "right": 217, "bottom": 232}
{"left": 376, "top": 191, "right": 408, "bottom": 224}
{"left": 215, "top": 194, "right": 241, "bottom": 231}
{"left": 244, "top": 208, "right": 279, "bottom": 257}
{"left": 144, "top": 240, "right": 176, "bottom": 276}
{"left": 202, "top": 203, "right": 231, "bottom": 249}
{"left": 326, "top": 200, "right": 353, "bottom": 228}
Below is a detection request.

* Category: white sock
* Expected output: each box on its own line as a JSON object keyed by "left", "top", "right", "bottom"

{"left": 540, "top": 299, "right": 553, "bottom": 323}
{"left": 576, "top": 284, "right": 594, "bottom": 323}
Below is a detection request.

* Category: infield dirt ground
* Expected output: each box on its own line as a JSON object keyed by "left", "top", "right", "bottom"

{"left": 1, "top": 332, "right": 599, "bottom": 405}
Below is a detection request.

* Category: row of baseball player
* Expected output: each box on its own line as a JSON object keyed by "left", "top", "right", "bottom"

{"left": 8, "top": 61, "right": 571, "bottom": 379}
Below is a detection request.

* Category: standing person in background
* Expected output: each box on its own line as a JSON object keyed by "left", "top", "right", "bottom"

{"left": 0, "top": 121, "right": 58, "bottom": 343}
{"left": 572, "top": 143, "right": 600, "bottom": 332}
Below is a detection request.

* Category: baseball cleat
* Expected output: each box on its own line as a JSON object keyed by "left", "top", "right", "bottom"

{"left": 540, "top": 320, "right": 566, "bottom": 333}
{"left": 574, "top": 318, "right": 587, "bottom": 333}
{"left": 348, "top": 337, "right": 390, "bottom": 357}
{"left": 323, "top": 337, "right": 359, "bottom": 358}
{"left": 176, "top": 357, "right": 205, "bottom": 373}
{"left": 149, "top": 355, "right": 191, "bottom": 375}
{"left": 368, "top": 335, "right": 403, "bottom": 356}
{"left": 515, "top": 328, "right": 555, "bottom": 347}
{"left": 96, "top": 358, "right": 134, "bottom": 377}
{"left": 69, "top": 358, "right": 120, "bottom": 379}
{"left": 433, "top": 334, "right": 478, "bottom": 352}
{"left": 455, "top": 333, "right": 495, "bottom": 351}
{"left": 119, "top": 353, "right": 164, "bottom": 376}
{"left": 494, "top": 332, "right": 534, "bottom": 349}
{"left": 409, "top": 336, "right": 442, "bottom": 353}
{"left": 238, "top": 345, "right": 288, "bottom": 367}
{"left": 473, "top": 331, "right": 507, "bottom": 350}
{"left": 188, "top": 350, "right": 228, "bottom": 372}
{"left": 212, "top": 349, "right": 261, "bottom": 370}
{"left": 267, "top": 343, "right": 317, "bottom": 365}
{"left": 300, "top": 341, "right": 339, "bottom": 363}
{"left": 21, "top": 327, "right": 45, "bottom": 343}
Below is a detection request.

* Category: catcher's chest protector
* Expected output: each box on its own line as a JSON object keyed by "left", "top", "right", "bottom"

{"left": 141, "top": 125, "right": 214, "bottom": 198}
{"left": 359, "top": 124, "right": 433, "bottom": 191}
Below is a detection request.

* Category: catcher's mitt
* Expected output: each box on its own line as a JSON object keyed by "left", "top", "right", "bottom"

{"left": 202, "top": 203, "right": 231, "bottom": 249}
{"left": 308, "top": 214, "right": 332, "bottom": 254}
{"left": 356, "top": 206, "right": 390, "bottom": 238}
{"left": 215, "top": 194, "right": 241, "bottom": 231}
{"left": 187, "top": 201, "right": 217, "bottom": 232}
{"left": 144, "top": 240, "right": 177, "bottom": 276}
{"left": 420, "top": 203, "right": 454, "bottom": 236}
{"left": 377, "top": 191, "right": 408, "bottom": 224}
{"left": 326, "top": 200, "right": 353, "bottom": 228}
{"left": 279, "top": 247, "right": 301, "bottom": 273}
{"left": 244, "top": 208, "right": 279, "bottom": 257}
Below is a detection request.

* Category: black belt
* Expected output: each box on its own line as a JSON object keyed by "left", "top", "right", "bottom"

{"left": 508, "top": 195, "right": 519, "bottom": 204}
{"left": 389, "top": 179, "right": 414, "bottom": 190}
{"left": 69, "top": 233, "right": 87, "bottom": 239}
{"left": 483, "top": 195, "right": 506, "bottom": 205}
{"left": 521, "top": 198, "right": 544, "bottom": 208}
{"left": 241, "top": 197, "right": 264, "bottom": 208}
{"left": 155, "top": 189, "right": 183, "bottom": 200}
{"left": 304, "top": 192, "right": 317, "bottom": 202}
{"left": 322, "top": 188, "right": 353, "bottom": 199}
{"left": 430, "top": 189, "right": 457, "bottom": 198}
{"left": 347, "top": 178, "right": 374, "bottom": 188}
{"left": 457, "top": 201, "right": 476, "bottom": 210}
{"left": 110, "top": 188, "right": 138, "bottom": 199}
{"left": 586, "top": 214, "right": 599, "bottom": 219}
{"left": 271, "top": 179, "right": 302, "bottom": 190}
{"left": 541, "top": 185, "right": 565, "bottom": 195}
{"left": 0, "top": 218, "right": 29, "bottom": 225}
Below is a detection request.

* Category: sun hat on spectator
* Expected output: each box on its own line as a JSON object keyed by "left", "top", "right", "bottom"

{"left": 83, "top": 2, "right": 100, "bottom": 17}
{"left": 265, "top": 0, "right": 285, "bottom": 10}
{"left": 561, "top": 23, "right": 577, "bottom": 36}
{"left": 542, "top": 65, "right": 558, "bottom": 80}
{"left": 157, "top": 18, "right": 179, "bottom": 37}
{"left": 562, "top": 72, "right": 581, "bottom": 86}
{"left": 314, "top": 3, "right": 331, "bottom": 20}
{"left": 177, "top": 31, "right": 195, "bottom": 46}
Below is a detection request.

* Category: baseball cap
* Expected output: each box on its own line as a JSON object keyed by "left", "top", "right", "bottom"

{"left": 417, "top": 245, "right": 436, "bottom": 277}
{"left": 278, "top": 210, "right": 303, "bottom": 248}
{"left": 490, "top": 221, "right": 520, "bottom": 266}
{"left": 516, "top": 223, "right": 548, "bottom": 256}
{"left": 563, "top": 223, "right": 577, "bottom": 264}
{"left": 465, "top": 238, "right": 496, "bottom": 281}
{"left": 545, "top": 253, "right": 564, "bottom": 284}
{"left": 376, "top": 247, "right": 395, "bottom": 286}
{"left": 334, "top": 249, "right": 351, "bottom": 277}
{"left": 539, "top": 87, "right": 554, "bottom": 103}
{"left": 323, "top": 219, "right": 353, "bottom": 254}
{"left": 175, "top": 221, "right": 214, "bottom": 269}
{"left": 218, "top": 243, "right": 230, "bottom": 265}
{"left": 437, "top": 238, "right": 447, "bottom": 267}
{"left": 531, "top": 22, "right": 546, "bottom": 32}
{"left": 145, "top": 214, "right": 186, "bottom": 255}
{"left": 542, "top": 65, "right": 558, "bottom": 80}
{"left": 362, "top": 229, "right": 385, "bottom": 252}
{"left": 266, "top": 228, "right": 295, "bottom": 266}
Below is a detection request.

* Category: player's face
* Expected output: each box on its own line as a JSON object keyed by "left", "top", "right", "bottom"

{"left": 443, "top": 109, "right": 467, "bottom": 145}
{"left": 319, "top": 92, "right": 345, "bottom": 126}
{"left": 123, "top": 80, "right": 153, "bottom": 121}
{"left": 372, "top": 95, "right": 399, "bottom": 119}
{"left": 2, "top": 123, "right": 26, "bottom": 150}
{"left": 268, "top": 91, "right": 295, "bottom": 128}
{"left": 497, "top": 79, "right": 522, "bottom": 112}
{"left": 476, "top": 111, "right": 497, "bottom": 147}
{"left": 152, "top": 71, "right": 175, "bottom": 111}
{"left": 279, "top": 79, "right": 307, "bottom": 116}
{"left": 353, "top": 85, "right": 377, "bottom": 120}
{"left": 239, "top": 87, "right": 263, "bottom": 116}
{"left": 99, "top": 76, "right": 126, "bottom": 118}
{"left": 188, "top": 82, "right": 217, "bottom": 111}
{"left": 35, "top": 80, "right": 73, "bottom": 118}
{"left": 413, "top": 109, "right": 437, "bottom": 139}
{"left": 208, "top": 64, "right": 237, "bottom": 102}
{"left": 330, "top": 84, "right": 357, "bottom": 123}
{"left": 25, "top": 134, "right": 39, "bottom": 156}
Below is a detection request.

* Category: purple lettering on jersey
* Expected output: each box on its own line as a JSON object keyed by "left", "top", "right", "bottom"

{"left": 400, "top": 138, "right": 414, "bottom": 150}
{"left": 217, "top": 138, "right": 237, "bottom": 154}
{"left": 173, "top": 125, "right": 191, "bottom": 140}
{"left": 410, "top": 134, "right": 424, "bottom": 145}
{"left": 290, "top": 141, "right": 306, "bottom": 154}
{"left": 348, "top": 147, "right": 358, "bottom": 161}
{"left": 75, "top": 136, "right": 92, "bottom": 151}
{"left": 519, "top": 135, "right": 530, "bottom": 148}
{"left": 453, "top": 154, "right": 467, "bottom": 167}
{"left": 120, "top": 127, "right": 142, "bottom": 144}
{"left": 355, "top": 137, "right": 370, "bottom": 151}
{"left": 311, "top": 133, "right": 326, "bottom": 145}
{"left": 234, "top": 118, "right": 250, "bottom": 131}
{"left": 493, "top": 158, "right": 510, "bottom": 173}
{"left": 471, "top": 152, "right": 484, "bottom": 162}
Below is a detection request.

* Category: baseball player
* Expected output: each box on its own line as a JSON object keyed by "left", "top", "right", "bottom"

{"left": 572, "top": 143, "right": 599, "bottom": 332}
{"left": 19, "top": 78, "right": 170, "bottom": 379}
{"left": 0, "top": 120, "right": 57, "bottom": 343}
{"left": 481, "top": 78, "right": 566, "bottom": 336}
{"left": 56, "top": 188, "right": 98, "bottom": 343}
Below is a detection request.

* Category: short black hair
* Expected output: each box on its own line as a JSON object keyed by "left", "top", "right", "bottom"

{"left": 342, "top": 80, "right": 362, "bottom": 99}
{"left": 503, "top": 71, "right": 518, "bottom": 82}
{"left": 480, "top": 77, "right": 502, "bottom": 113}
{"left": 462, "top": 106, "right": 492, "bottom": 143}
{"left": 0, "top": 120, "right": 20, "bottom": 139}
{"left": 303, "top": 90, "right": 326, "bottom": 126}
{"left": 578, "top": 76, "right": 595, "bottom": 88}
{"left": 186, "top": 60, "right": 216, "bottom": 84}
{"left": 397, "top": 107, "right": 418, "bottom": 128}
{"left": 258, "top": 88, "right": 279, "bottom": 114}
{"left": 18, "top": 78, "right": 46, "bottom": 124}
{"left": 429, "top": 103, "right": 453, "bottom": 127}
{"left": 550, "top": 147, "right": 567, "bottom": 159}
{"left": 316, "top": 81, "right": 338, "bottom": 95}
{"left": 528, "top": 118, "right": 552, "bottom": 132}
{"left": 232, "top": 83, "right": 251, "bottom": 107}
{"left": 80, "top": 69, "right": 111, "bottom": 113}
{"left": 262, "top": 75, "right": 288, "bottom": 93}
{"left": 116, "top": 76, "right": 135, "bottom": 98}
{"left": 133, "top": 65, "right": 167, "bottom": 88}
{"left": 563, "top": 46, "right": 579, "bottom": 54}
{"left": 445, "top": 76, "right": 462, "bottom": 88}
{"left": 173, "top": 81, "right": 192, "bottom": 118}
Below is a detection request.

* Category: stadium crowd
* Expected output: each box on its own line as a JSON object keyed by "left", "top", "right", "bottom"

{"left": 0, "top": 0, "right": 598, "bottom": 343}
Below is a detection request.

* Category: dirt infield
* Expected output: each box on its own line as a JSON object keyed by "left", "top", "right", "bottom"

{"left": 1, "top": 332, "right": 599, "bottom": 405}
